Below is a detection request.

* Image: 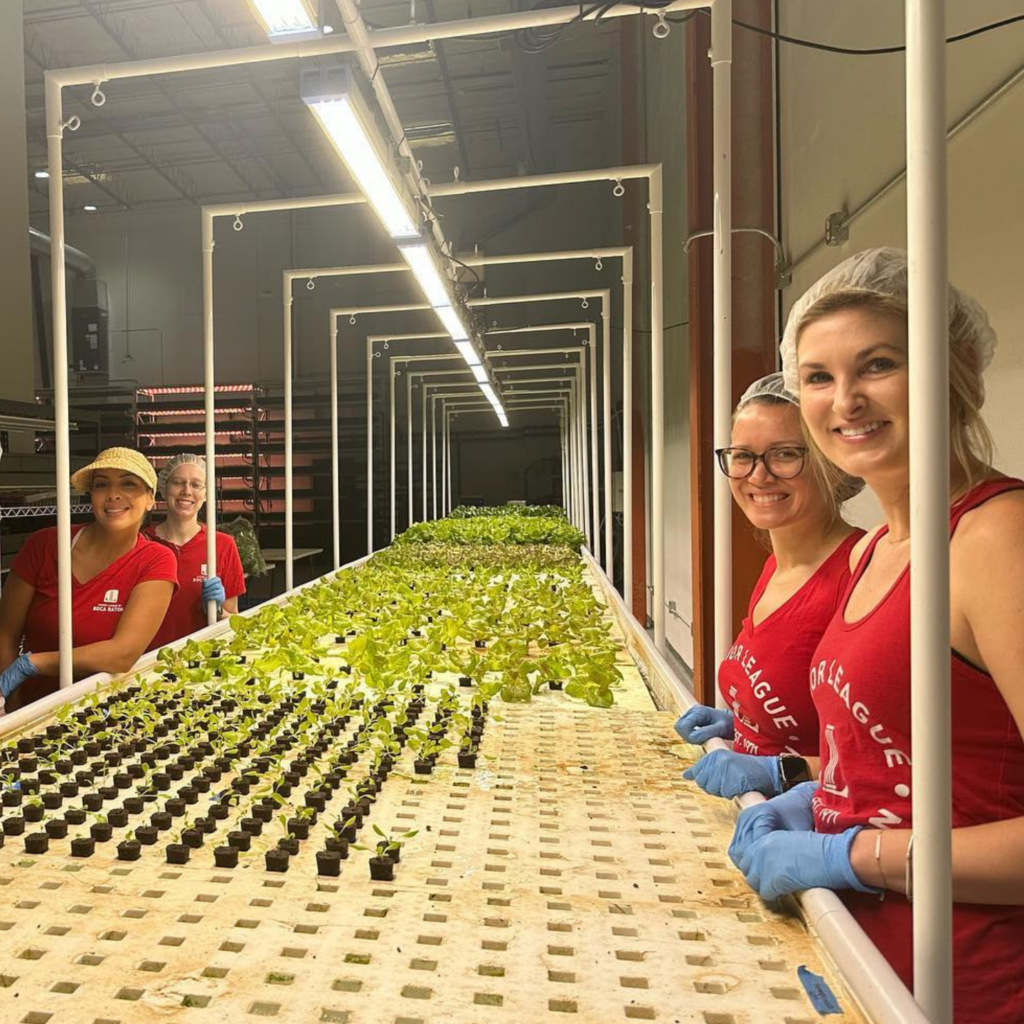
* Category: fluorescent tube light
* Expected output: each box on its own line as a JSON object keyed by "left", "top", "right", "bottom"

{"left": 453, "top": 338, "right": 481, "bottom": 365}
{"left": 34, "top": 170, "right": 49, "bottom": 179}
{"left": 247, "top": 0, "right": 318, "bottom": 40}
{"left": 398, "top": 242, "right": 452, "bottom": 309}
{"left": 498, "top": 412, "right": 509, "bottom": 428}
{"left": 480, "top": 384, "right": 498, "bottom": 404}
{"left": 470, "top": 364, "right": 489, "bottom": 384}
{"left": 301, "top": 66, "right": 418, "bottom": 238}
{"left": 437, "top": 307, "right": 471, "bottom": 344}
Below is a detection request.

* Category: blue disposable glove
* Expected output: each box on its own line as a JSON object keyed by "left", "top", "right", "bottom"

{"left": 0, "top": 654, "right": 38, "bottom": 700}
{"left": 682, "top": 748, "right": 781, "bottom": 799}
{"left": 675, "top": 704, "right": 734, "bottom": 744}
{"left": 201, "top": 575, "right": 226, "bottom": 615}
{"left": 728, "top": 781, "right": 817, "bottom": 866}
{"left": 730, "top": 825, "right": 877, "bottom": 901}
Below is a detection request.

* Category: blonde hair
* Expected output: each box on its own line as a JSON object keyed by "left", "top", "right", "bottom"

{"left": 795, "top": 290, "right": 994, "bottom": 493}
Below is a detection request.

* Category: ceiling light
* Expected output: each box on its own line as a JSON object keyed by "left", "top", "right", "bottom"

{"left": 246, "top": 0, "right": 319, "bottom": 41}
{"left": 498, "top": 412, "right": 509, "bottom": 428}
{"left": 470, "top": 364, "right": 489, "bottom": 383}
{"left": 34, "top": 170, "right": 49, "bottom": 179}
{"left": 301, "top": 65, "right": 418, "bottom": 238}
{"left": 437, "top": 308, "right": 473, "bottom": 344}
{"left": 83, "top": 205, "right": 97, "bottom": 212}
{"left": 480, "top": 384, "right": 498, "bottom": 405}
{"left": 322, "top": 23, "right": 334, "bottom": 34}
{"left": 453, "top": 338, "right": 481, "bottom": 366}
{"left": 397, "top": 241, "right": 452, "bottom": 308}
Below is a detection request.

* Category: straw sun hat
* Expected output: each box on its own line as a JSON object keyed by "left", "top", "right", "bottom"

{"left": 70, "top": 447, "right": 158, "bottom": 494}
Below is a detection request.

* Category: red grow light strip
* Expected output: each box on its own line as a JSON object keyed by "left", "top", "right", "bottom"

{"left": 137, "top": 384, "right": 254, "bottom": 396}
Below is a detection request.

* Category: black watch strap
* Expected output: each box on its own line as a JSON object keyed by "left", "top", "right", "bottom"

{"left": 778, "top": 754, "right": 812, "bottom": 792}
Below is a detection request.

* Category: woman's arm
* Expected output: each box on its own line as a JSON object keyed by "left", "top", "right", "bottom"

{"left": 0, "top": 574, "right": 36, "bottom": 670}
{"left": 848, "top": 491, "right": 1024, "bottom": 905}
{"left": 29, "top": 579, "right": 174, "bottom": 678}
{"left": 222, "top": 597, "right": 239, "bottom": 618}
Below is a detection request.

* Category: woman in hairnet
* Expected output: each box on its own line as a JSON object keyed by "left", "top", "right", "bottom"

{"left": 728, "top": 248, "right": 1024, "bottom": 1022}
{"left": 144, "top": 453, "right": 245, "bottom": 650}
{"left": 676, "top": 373, "right": 864, "bottom": 799}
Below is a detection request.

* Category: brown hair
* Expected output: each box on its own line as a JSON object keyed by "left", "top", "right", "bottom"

{"left": 795, "top": 290, "right": 994, "bottom": 494}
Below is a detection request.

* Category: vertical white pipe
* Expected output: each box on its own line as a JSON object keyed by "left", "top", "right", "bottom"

{"left": 906, "top": 1, "right": 952, "bottom": 1017}
{"left": 567, "top": 390, "right": 577, "bottom": 526}
{"left": 421, "top": 382, "right": 428, "bottom": 523}
{"left": 201, "top": 212, "right": 218, "bottom": 625}
{"left": 445, "top": 408, "right": 453, "bottom": 513}
{"left": 366, "top": 340, "right": 374, "bottom": 554}
{"left": 406, "top": 373, "right": 414, "bottom": 528}
{"left": 441, "top": 403, "right": 448, "bottom": 517}
{"left": 602, "top": 304, "right": 613, "bottom": 573}
{"left": 44, "top": 76, "right": 73, "bottom": 689}
{"left": 650, "top": 167, "right": 665, "bottom": 650}
{"left": 623, "top": 251, "right": 634, "bottom": 613}
{"left": 389, "top": 363, "right": 396, "bottom": 541}
{"left": 330, "top": 317, "right": 340, "bottom": 569}
{"left": 582, "top": 355, "right": 592, "bottom": 548}
{"left": 283, "top": 275, "right": 294, "bottom": 592}
{"left": 559, "top": 410, "right": 567, "bottom": 512}
{"left": 711, "top": 0, "right": 733, "bottom": 695}
{"left": 589, "top": 324, "right": 599, "bottom": 555}
{"left": 431, "top": 398, "right": 438, "bottom": 520}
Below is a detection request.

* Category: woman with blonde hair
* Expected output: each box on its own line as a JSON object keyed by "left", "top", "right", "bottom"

{"left": 144, "top": 453, "right": 245, "bottom": 650}
{"left": 728, "top": 248, "right": 1024, "bottom": 1022}
{"left": 0, "top": 448, "right": 177, "bottom": 713}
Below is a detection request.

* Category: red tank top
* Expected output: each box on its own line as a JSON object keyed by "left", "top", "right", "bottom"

{"left": 718, "top": 531, "right": 863, "bottom": 757}
{"left": 810, "top": 478, "right": 1024, "bottom": 1023}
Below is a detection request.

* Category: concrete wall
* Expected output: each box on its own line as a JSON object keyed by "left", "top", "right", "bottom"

{"left": 779, "top": 0, "right": 1024, "bottom": 529}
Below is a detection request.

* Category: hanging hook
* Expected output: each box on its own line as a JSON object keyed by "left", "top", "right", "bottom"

{"left": 349, "top": 314, "right": 357, "bottom": 325}
{"left": 491, "top": 319, "right": 498, "bottom": 328}
{"left": 90, "top": 82, "right": 106, "bottom": 107}
{"left": 496, "top": 344, "right": 503, "bottom": 352}
{"left": 62, "top": 115, "right": 81, "bottom": 134}
{"left": 232, "top": 215, "right": 244, "bottom": 232}
{"left": 595, "top": 258, "right": 603, "bottom": 271}
{"left": 453, "top": 165, "right": 461, "bottom": 181}
{"left": 383, "top": 341, "right": 390, "bottom": 350}
{"left": 612, "top": 179, "right": 625, "bottom": 198}
{"left": 581, "top": 298, "right": 589, "bottom": 309}
{"left": 373, "top": 350, "right": 382, "bottom": 359}
{"left": 306, "top": 278, "right": 316, "bottom": 291}
{"left": 652, "top": 11, "right": 671, "bottom": 38}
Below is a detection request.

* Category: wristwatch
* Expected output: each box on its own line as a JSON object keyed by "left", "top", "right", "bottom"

{"left": 777, "top": 753, "right": 812, "bottom": 792}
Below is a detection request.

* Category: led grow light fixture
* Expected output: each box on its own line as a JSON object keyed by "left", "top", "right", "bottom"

{"left": 397, "top": 241, "right": 452, "bottom": 309}
{"left": 247, "top": 0, "right": 320, "bottom": 41}
{"left": 300, "top": 65, "right": 418, "bottom": 238}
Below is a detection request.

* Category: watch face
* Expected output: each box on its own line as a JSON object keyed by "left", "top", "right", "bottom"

{"left": 780, "top": 755, "right": 811, "bottom": 786}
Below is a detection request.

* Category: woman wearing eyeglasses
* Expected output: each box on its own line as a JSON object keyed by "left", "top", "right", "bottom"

{"left": 677, "top": 373, "right": 864, "bottom": 800}
{"left": 144, "top": 453, "right": 245, "bottom": 650}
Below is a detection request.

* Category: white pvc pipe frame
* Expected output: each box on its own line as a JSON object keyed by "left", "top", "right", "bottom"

{"left": 330, "top": 287, "right": 613, "bottom": 570}
{"left": 38, "top": 0, "right": 950, "bottom": 1015}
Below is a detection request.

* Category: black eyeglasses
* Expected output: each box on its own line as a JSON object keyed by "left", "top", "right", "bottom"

{"left": 715, "top": 446, "right": 808, "bottom": 480}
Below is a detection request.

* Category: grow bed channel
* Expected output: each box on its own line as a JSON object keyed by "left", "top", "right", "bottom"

{"left": 0, "top": 562, "right": 863, "bottom": 1024}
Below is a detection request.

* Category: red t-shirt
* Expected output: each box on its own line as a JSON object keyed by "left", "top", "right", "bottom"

{"left": 144, "top": 525, "right": 245, "bottom": 650}
{"left": 8, "top": 524, "right": 179, "bottom": 709}
{"left": 718, "top": 531, "right": 863, "bottom": 757}
{"left": 810, "top": 479, "right": 1024, "bottom": 1023}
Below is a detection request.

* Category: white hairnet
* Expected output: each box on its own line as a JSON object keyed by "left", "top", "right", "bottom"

{"left": 780, "top": 246, "right": 998, "bottom": 394}
{"left": 736, "top": 372, "right": 797, "bottom": 412}
{"left": 158, "top": 452, "right": 206, "bottom": 497}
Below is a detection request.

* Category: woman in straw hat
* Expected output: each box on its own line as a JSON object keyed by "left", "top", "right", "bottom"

{"left": 0, "top": 447, "right": 177, "bottom": 713}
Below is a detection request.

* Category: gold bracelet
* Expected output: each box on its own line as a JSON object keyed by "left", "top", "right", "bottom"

{"left": 905, "top": 833, "right": 915, "bottom": 903}
{"left": 873, "top": 830, "right": 889, "bottom": 898}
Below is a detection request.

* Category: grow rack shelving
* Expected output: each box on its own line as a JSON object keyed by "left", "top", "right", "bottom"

{"left": 0, "top": 550, "right": 868, "bottom": 1024}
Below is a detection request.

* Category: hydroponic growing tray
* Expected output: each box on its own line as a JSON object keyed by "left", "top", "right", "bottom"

{"left": 0, "top": 558, "right": 865, "bottom": 1024}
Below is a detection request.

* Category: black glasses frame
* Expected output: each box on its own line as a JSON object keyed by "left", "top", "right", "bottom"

{"left": 714, "top": 446, "right": 809, "bottom": 480}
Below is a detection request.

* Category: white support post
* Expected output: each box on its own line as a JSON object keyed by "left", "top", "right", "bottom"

{"left": 366, "top": 340, "right": 374, "bottom": 554}
{"left": 589, "top": 324, "right": 600, "bottom": 556}
{"left": 602, "top": 304, "right": 613, "bottom": 573}
{"left": 44, "top": 76, "right": 73, "bottom": 688}
{"left": 431, "top": 398, "right": 438, "bottom": 520}
{"left": 711, "top": 0, "right": 733, "bottom": 692}
{"left": 421, "top": 383, "right": 428, "bottom": 523}
{"left": 623, "top": 251, "right": 634, "bottom": 613}
{"left": 407, "top": 372, "right": 414, "bottom": 528}
{"left": 330, "top": 316, "right": 340, "bottom": 569}
{"left": 283, "top": 275, "right": 294, "bottom": 593}
{"left": 650, "top": 165, "right": 665, "bottom": 651}
{"left": 445, "top": 408, "right": 453, "bottom": 513}
{"left": 906, "top": 1, "right": 952, "bottom": 1018}
{"left": 201, "top": 211, "right": 218, "bottom": 624}
{"left": 390, "top": 362, "right": 397, "bottom": 541}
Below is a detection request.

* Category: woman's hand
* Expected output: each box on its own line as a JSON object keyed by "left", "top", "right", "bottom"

{"left": 683, "top": 748, "right": 781, "bottom": 798}
{"left": 201, "top": 575, "right": 226, "bottom": 615}
{"left": 728, "top": 781, "right": 817, "bottom": 866}
{"left": 0, "top": 654, "right": 38, "bottom": 700}
{"left": 674, "top": 705, "right": 735, "bottom": 744}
